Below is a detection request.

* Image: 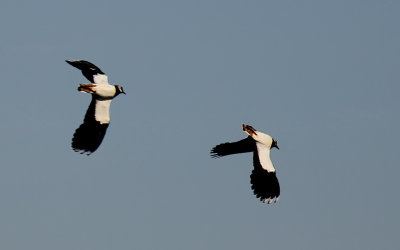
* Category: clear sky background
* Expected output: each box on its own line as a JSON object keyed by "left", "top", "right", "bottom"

{"left": 0, "top": 0, "right": 399, "bottom": 249}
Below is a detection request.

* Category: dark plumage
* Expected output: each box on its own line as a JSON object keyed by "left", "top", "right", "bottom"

{"left": 71, "top": 96, "right": 109, "bottom": 154}
{"left": 66, "top": 60, "right": 104, "bottom": 82}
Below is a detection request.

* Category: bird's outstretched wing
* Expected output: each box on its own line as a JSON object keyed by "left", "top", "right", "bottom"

{"left": 250, "top": 150, "right": 280, "bottom": 203}
{"left": 210, "top": 136, "right": 255, "bottom": 158}
{"left": 66, "top": 60, "right": 105, "bottom": 83}
{"left": 71, "top": 96, "right": 110, "bottom": 155}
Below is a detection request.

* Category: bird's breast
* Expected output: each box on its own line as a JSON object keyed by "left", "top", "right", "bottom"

{"left": 95, "top": 85, "right": 116, "bottom": 99}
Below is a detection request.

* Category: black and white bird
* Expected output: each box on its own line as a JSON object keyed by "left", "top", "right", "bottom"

{"left": 211, "top": 124, "right": 280, "bottom": 204}
{"left": 66, "top": 60, "right": 125, "bottom": 155}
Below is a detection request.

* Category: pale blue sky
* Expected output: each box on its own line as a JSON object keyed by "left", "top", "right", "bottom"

{"left": 0, "top": 1, "right": 399, "bottom": 249}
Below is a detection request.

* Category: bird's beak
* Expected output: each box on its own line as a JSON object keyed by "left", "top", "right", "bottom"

{"left": 242, "top": 124, "right": 257, "bottom": 137}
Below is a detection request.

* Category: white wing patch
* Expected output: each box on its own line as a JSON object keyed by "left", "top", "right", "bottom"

{"left": 93, "top": 74, "right": 109, "bottom": 85}
{"left": 94, "top": 100, "right": 112, "bottom": 124}
{"left": 256, "top": 142, "right": 276, "bottom": 173}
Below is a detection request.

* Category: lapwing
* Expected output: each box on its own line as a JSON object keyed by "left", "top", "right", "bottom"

{"left": 211, "top": 124, "right": 280, "bottom": 204}
{"left": 66, "top": 60, "right": 125, "bottom": 155}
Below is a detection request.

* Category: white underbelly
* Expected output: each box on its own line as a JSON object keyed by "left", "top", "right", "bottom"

{"left": 96, "top": 85, "right": 116, "bottom": 99}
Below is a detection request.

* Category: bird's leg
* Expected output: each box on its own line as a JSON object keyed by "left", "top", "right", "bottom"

{"left": 77, "top": 83, "right": 96, "bottom": 93}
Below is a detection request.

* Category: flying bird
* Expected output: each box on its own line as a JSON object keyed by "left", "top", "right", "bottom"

{"left": 66, "top": 60, "right": 125, "bottom": 155}
{"left": 211, "top": 124, "right": 280, "bottom": 204}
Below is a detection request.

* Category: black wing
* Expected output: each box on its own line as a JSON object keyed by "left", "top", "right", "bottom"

{"left": 210, "top": 136, "right": 255, "bottom": 158}
{"left": 66, "top": 60, "right": 105, "bottom": 83}
{"left": 71, "top": 96, "right": 109, "bottom": 155}
{"left": 250, "top": 150, "right": 280, "bottom": 203}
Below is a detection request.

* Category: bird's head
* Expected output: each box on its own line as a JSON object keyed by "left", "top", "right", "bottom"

{"left": 115, "top": 85, "right": 126, "bottom": 95}
{"left": 271, "top": 138, "right": 279, "bottom": 150}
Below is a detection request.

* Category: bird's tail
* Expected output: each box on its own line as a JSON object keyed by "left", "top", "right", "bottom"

{"left": 77, "top": 84, "right": 96, "bottom": 94}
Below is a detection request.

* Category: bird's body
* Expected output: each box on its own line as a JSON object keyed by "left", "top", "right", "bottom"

{"left": 89, "top": 85, "right": 119, "bottom": 100}
{"left": 211, "top": 124, "right": 280, "bottom": 204}
{"left": 66, "top": 60, "right": 125, "bottom": 155}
